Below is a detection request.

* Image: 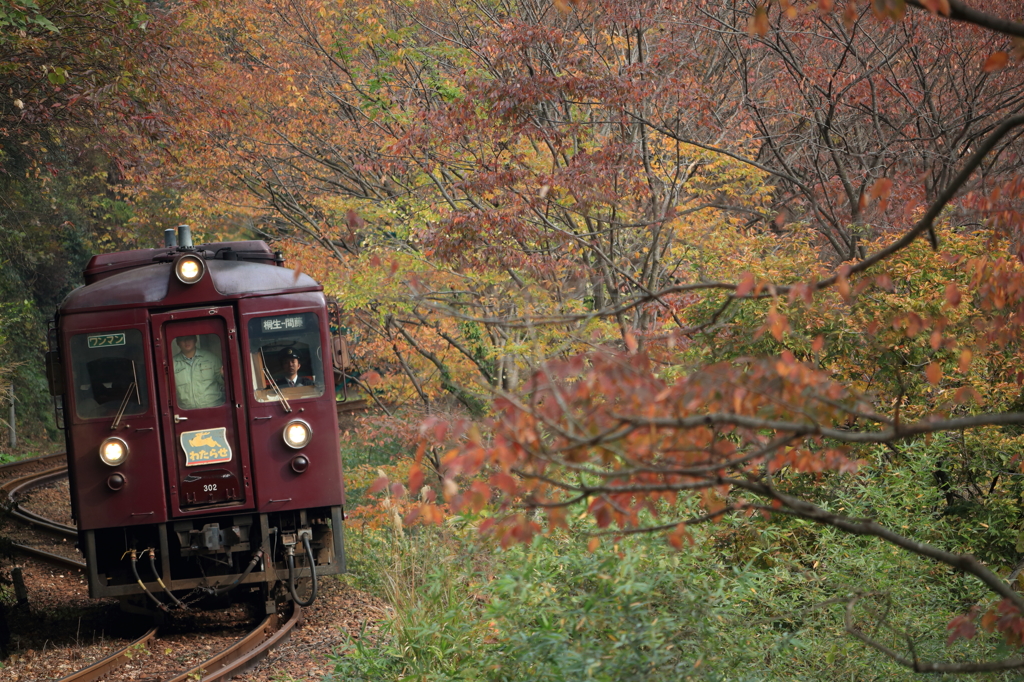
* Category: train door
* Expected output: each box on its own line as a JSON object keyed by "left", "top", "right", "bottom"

{"left": 151, "top": 306, "right": 254, "bottom": 515}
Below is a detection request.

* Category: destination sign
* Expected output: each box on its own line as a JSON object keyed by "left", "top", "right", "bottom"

{"left": 87, "top": 333, "right": 126, "bottom": 348}
{"left": 261, "top": 316, "right": 305, "bottom": 333}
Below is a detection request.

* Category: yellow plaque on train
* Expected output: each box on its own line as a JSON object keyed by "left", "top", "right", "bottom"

{"left": 180, "top": 427, "right": 233, "bottom": 466}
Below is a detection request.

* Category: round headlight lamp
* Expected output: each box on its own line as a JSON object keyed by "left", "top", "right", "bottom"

{"left": 99, "top": 437, "right": 129, "bottom": 466}
{"left": 175, "top": 255, "right": 206, "bottom": 284}
{"left": 283, "top": 420, "right": 312, "bottom": 449}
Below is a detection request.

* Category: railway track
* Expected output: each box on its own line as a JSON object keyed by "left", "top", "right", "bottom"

{"left": 55, "top": 602, "right": 301, "bottom": 682}
{"left": 3, "top": 453, "right": 305, "bottom": 681}
{"left": 0, "top": 452, "right": 82, "bottom": 571}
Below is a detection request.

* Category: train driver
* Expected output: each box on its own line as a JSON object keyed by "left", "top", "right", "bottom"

{"left": 275, "top": 348, "right": 314, "bottom": 388}
{"left": 173, "top": 334, "right": 225, "bottom": 409}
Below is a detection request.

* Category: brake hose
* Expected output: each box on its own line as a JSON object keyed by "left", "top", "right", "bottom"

{"left": 129, "top": 549, "right": 168, "bottom": 612}
{"left": 286, "top": 535, "right": 318, "bottom": 607}
{"left": 147, "top": 548, "right": 184, "bottom": 608}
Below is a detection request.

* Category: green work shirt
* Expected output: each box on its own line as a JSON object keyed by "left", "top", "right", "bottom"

{"left": 173, "top": 348, "right": 225, "bottom": 409}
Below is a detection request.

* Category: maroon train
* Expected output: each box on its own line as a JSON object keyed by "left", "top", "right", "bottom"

{"left": 45, "top": 226, "right": 345, "bottom": 614}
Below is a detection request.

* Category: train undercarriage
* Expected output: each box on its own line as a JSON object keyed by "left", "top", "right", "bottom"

{"left": 82, "top": 506, "right": 345, "bottom": 616}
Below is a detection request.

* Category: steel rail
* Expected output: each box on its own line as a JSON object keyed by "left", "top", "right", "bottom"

{"left": 0, "top": 464, "right": 68, "bottom": 497}
{"left": 166, "top": 602, "right": 301, "bottom": 682}
{"left": 10, "top": 502, "right": 78, "bottom": 538}
{"left": 1, "top": 456, "right": 82, "bottom": 569}
{"left": 10, "top": 542, "right": 85, "bottom": 571}
{"left": 1, "top": 463, "right": 79, "bottom": 538}
{"left": 0, "top": 451, "right": 66, "bottom": 475}
{"left": 54, "top": 626, "right": 159, "bottom": 682}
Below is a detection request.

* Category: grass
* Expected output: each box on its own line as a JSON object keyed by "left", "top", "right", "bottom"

{"left": 328, "top": 424, "right": 1024, "bottom": 681}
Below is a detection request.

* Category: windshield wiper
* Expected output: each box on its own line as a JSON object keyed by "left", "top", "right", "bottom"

{"left": 260, "top": 347, "right": 292, "bottom": 413}
{"left": 111, "top": 361, "right": 141, "bottom": 430}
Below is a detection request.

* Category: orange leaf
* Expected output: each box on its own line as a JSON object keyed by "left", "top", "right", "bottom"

{"left": 587, "top": 537, "right": 601, "bottom": 552}
{"left": 767, "top": 309, "right": 789, "bottom": 341}
{"left": 749, "top": 5, "right": 769, "bottom": 36}
{"left": 842, "top": 2, "right": 858, "bottom": 26}
{"left": 982, "top": 610, "right": 999, "bottom": 633}
{"left": 925, "top": 362, "right": 942, "bottom": 386}
{"left": 736, "top": 272, "right": 755, "bottom": 297}
{"left": 836, "top": 273, "right": 851, "bottom": 302}
{"left": 408, "top": 465, "right": 425, "bottom": 495}
{"left": 921, "top": 0, "right": 950, "bottom": 15}
{"left": 867, "top": 177, "right": 893, "bottom": 211}
{"left": 945, "top": 283, "right": 962, "bottom": 307}
{"left": 959, "top": 349, "right": 973, "bottom": 373}
{"left": 368, "top": 476, "right": 389, "bottom": 495}
{"left": 983, "top": 52, "right": 1009, "bottom": 73}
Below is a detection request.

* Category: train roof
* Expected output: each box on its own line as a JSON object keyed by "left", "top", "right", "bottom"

{"left": 83, "top": 240, "right": 279, "bottom": 283}
{"left": 61, "top": 240, "right": 322, "bottom": 314}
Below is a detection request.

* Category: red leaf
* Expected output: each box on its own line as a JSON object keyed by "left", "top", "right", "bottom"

{"left": 490, "top": 472, "right": 518, "bottom": 495}
{"left": 346, "top": 208, "right": 364, "bottom": 230}
{"left": 946, "top": 614, "right": 977, "bottom": 645}
{"left": 368, "top": 476, "right": 389, "bottom": 495}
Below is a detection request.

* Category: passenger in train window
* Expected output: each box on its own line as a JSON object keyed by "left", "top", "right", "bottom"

{"left": 173, "top": 334, "right": 225, "bottom": 409}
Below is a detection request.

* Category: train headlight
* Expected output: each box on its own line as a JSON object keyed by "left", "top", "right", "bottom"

{"left": 283, "top": 420, "right": 312, "bottom": 449}
{"left": 99, "top": 437, "right": 129, "bottom": 466}
{"left": 175, "top": 255, "right": 206, "bottom": 284}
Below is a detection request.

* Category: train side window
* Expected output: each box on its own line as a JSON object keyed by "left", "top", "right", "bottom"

{"left": 69, "top": 330, "right": 149, "bottom": 420}
{"left": 170, "top": 333, "right": 226, "bottom": 410}
{"left": 248, "top": 313, "right": 325, "bottom": 402}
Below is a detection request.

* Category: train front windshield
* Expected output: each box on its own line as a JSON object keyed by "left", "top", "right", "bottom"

{"left": 248, "top": 312, "right": 326, "bottom": 402}
{"left": 69, "top": 330, "right": 149, "bottom": 420}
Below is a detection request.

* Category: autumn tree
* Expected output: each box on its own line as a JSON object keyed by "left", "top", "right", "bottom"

{"left": 132, "top": 0, "right": 1024, "bottom": 669}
